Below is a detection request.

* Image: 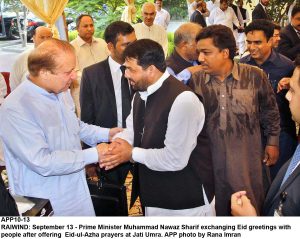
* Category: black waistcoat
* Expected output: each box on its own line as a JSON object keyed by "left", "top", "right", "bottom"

{"left": 132, "top": 76, "right": 214, "bottom": 209}
{"left": 166, "top": 50, "right": 195, "bottom": 75}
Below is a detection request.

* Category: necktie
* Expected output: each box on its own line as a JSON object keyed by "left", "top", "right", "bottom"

{"left": 281, "top": 144, "right": 300, "bottom": 187}
{"left": 120, "top": 65, "right": 131, "bottom": 128}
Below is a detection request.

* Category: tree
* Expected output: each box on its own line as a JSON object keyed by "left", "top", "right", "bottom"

{"left": 246, "top": 0, "right": 297, "bottom": 24}
{"left": 67, "top": 0, "right": 145, "bottom": 31}
{"left": 3, "top": 0, "right": 28, "bottom": 46}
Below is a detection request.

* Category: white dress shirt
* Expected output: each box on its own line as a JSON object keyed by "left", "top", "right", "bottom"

{"left": 134, "top": 23, "right": 169, "bottom": 57}
{"left": 115, "top": 71, "right": 215, "bottom": 216}
{"left": 70, "top": 36, "right": 109, "bottom": 116}
{"left": 9, "top": 49, "right": 32, "bottom": 91}
{"left": 206, "top": 0, "right": 220, "bottom": 12}
{"left": 154, "top": 8, "right": 171, "bottom": 30}
{"left": 108, "top": 56, "right": 124, "bottom": 128}
{"left": 208, "top": 6, "right": 239, "bottom": 31}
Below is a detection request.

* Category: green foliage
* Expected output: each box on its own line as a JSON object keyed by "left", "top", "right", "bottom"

{"left": 245, "top": 0, "right": 298, "bottom": 24}
{"left": 67, "top": 0, "right": 146, "bottom": 30}
{"left": 68, "top": 30, "right": 77, "bottom": 41}
{"left": 163, "top": 0, "right": 189, "bottom": 20}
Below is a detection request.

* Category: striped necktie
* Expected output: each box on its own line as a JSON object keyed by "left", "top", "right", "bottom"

{"left": 281, "top": 144, "right": 300, "bottom": 187}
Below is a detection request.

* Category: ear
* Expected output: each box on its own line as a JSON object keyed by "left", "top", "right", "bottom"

{"left": 222, "top": 48, "right": 230, "bottom": 59}
{"left": 267, "top": 37, "right": 273, "bottom": 46}
{"left": 107, "top": 42, "right": 115, "bottom": 52}
{"left": 146, "top": 65, "right": 156, "bottom": 76}
{"left": 178, "top": 41, "right": 188, "bottom": 49}
{"left": 39, "top": 69, "right": 49, "bottom": 80}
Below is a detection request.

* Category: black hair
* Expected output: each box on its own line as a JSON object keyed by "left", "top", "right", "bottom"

{"left": 196, "top": 25, "right": 236, "bottom": 60}
{"left": 104, "top": 21, "right": 135, "bottom": 46}
{"left": 76, "top": 14, "right": 93, "bottom": 28}
{"left": 123, "top": 39, "right": 166, "bottom": 72}
{"left": 291, "top": 5, "right": 300, "bottom": 18}
{"left": 245, "top": 19, "right": 275, "bottom": 41}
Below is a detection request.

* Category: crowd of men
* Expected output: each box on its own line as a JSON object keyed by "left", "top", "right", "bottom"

{"left": 0, "top": 0, "right": 300, "bottom": 216}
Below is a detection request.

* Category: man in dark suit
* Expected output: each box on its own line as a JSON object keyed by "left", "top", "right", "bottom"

{"left": 231, "top": 55, "right": 300, "bottom": 216}
{"left": 80, "top": 21, "right": 137, "bottom": 184}
{"left": 278, "top": 6, "right": 300, "bottom": 61}
{"left": 190, "top": 1, "right": 207, "bottom": 28}
{"left": 252, "top": 0, "right": 272, "bottom": 20}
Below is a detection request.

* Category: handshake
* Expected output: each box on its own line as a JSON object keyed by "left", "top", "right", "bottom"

{"left": 96, "top": 137, "right": 133, "bottom": 171}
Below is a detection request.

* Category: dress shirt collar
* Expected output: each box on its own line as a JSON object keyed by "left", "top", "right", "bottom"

{"left": 76, "top": 35, "right": 100, "bottom": 47}
{"left": 242, "top": 49, "right": 281, "bottom": 68}
{"left": 142, "top": 22, "right": 154, "bottom": 29}
{"left": 108, "top": 56, "right": 122, "bottom": 74}
{"left": 139, "top": 70, "right": 170, "bottom": 101}
{"left": 204, "top": 61, "right": 239, "bottom": 84}
{"left": 196, "top": 9, "right": 203, "bottom": 14}
{"left": 25, "top": 77, "right": 57, "bottom": 98}
{"left": 259, "top": 3, "right": 267, "bottom": 12}
{"left": 291, "top": 24, "right": 300, "bottom": 37}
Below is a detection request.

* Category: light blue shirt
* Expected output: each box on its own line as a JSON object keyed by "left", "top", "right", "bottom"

{"left": 0, "top": 79, "right": 110, "bottom": 216}
{"left": 167, "top": 60, "right": 198, "bottom": 85}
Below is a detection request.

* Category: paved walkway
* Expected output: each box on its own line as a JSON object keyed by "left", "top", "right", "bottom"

{"left": 0, "top": 40, "right": 33, "bottom": 72}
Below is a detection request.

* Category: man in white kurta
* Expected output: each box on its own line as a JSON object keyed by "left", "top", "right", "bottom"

{"left": 154, "top": 0, "right": 170, "bottom": 30}
{"left": 70, "top": 14, "right": 109, "bottom": 116}
{"left": 207, "top": 0, "right": 239, "bottom": 32}
{"left": 134, "top": 2, "right": 168, "bottom": 57}
{"left": 0, "top": 39, "right": 119, "bottom": 216}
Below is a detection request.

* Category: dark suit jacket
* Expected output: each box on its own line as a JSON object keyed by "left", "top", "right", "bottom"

{"left": 80, "top": 58, "right": 118, "bottom": 129}
{"left": 190, "top": 10, "right": 207, "bottom": 27}
{"left": 80, "top": 58, "right": 131, "bottom": 184}
{"left": 263, "top": 157, "right": 300, "bottom": 216}
{"left": 252, "top": 3, "right": 271, "bottom": 20}
{"left": 278, "top": 24, "right": 300, "bottom": 61}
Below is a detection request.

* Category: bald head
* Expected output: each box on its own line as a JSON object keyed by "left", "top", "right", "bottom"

{"left": 142, "top": 2, "right": 156, "bottom": 26}
{"left": 28, "top": 38, "right": 77, "bottom": 93}
{"left": 33, "top": 26, "right": 53, "bottom": 48}
{"left": 174, "top": 23, "right": 202, "bottom": 61}
{"left": 28, "top": 38, "right": 75, "bottom": 77}
{"left": 174, "top": 22, "right": 202, "bottom": 47}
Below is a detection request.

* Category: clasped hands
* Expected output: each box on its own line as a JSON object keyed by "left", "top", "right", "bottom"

{"left": 96, "top": 138, "right": 133, "bottom": 170}
{"left": 231, "top": 191, "right": 257, "bottom": 216}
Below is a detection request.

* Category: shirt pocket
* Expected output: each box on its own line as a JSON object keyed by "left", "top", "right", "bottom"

{"left": 231, "top": 89, "right": 255, "bottom": 115}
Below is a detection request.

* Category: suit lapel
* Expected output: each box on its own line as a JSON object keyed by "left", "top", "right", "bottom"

{"left": 264, "top": 160, "right": 300, "bottom": 212}
{"left": 102, "top": 59, "right": 118, "bottom": 120}
{"left": 287, "top": 24, "right": 300, "bottom": 43}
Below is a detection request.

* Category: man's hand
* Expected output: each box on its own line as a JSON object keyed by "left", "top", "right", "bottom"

{"left": 277, "top": 77, "right": 290, "bottom": 93}
{"left": 231, "top": 191, "right": 257, "bottom": 216}
{"left": 109, "top": 127, "right": 123, "bottom": 141}
{"left": 187, "top": 65, "right": 203, "bottom": 74}
{"left": 99, "top": 138, "right": 132, "bottom": 170}
{"left": 85, "top": 164, "right": 98, "bottom": 180}
{"left": 96, "top": 143, "right": 109, "bottom": 160}
{"left": 263, "top": 145, "right": 279, "bottom": 166}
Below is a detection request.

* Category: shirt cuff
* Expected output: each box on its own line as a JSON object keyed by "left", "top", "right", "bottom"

{"left": 267, "top": 135, "right": 279, "bottom": 147}
{"left": 132, "top": 147, "right": 146, "bottom": 164}
{"left": 83, "top": 147, "right": 99, "bottom": 165}
{"left": 98, "top": 128, "right": 110, "bottom": 142}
